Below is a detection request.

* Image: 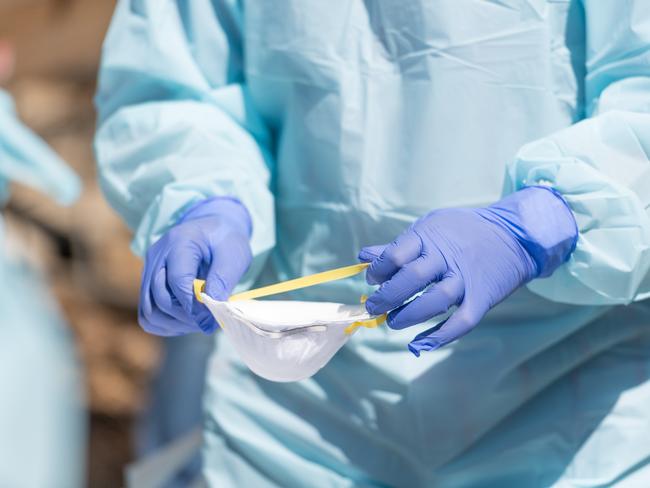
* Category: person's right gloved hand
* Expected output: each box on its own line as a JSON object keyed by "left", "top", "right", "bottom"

{"left": 139, "top": 196, "right": 253, "bottom": 336}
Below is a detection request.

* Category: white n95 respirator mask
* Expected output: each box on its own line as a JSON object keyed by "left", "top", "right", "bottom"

{"left": 200, "top": 294, "right": 382, "bottom": 382}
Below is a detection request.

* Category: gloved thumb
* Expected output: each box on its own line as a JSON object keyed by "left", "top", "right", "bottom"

{"left": 358, "top": 244, "right": 387, "bottom": 263}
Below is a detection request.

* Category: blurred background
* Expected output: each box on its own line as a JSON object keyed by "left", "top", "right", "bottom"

{"left": 1, "top": 1, "right": 160, "bottom": 485}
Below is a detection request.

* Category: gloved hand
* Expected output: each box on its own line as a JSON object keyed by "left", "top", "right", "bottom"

{"left": 359, "top": 186, "right": 578, "bottom": 356}
{"left": 139, "top": 196, "right": 253, "bottom": 335}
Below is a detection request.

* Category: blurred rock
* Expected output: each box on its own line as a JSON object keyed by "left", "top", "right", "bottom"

{"left": 71, "top": 184, "right": 143, "bottom": 308}
{"left": 55, "top": 282, "right": 161, "bottom": 417}
{"left": 0, "top": 39, "right": 15, "bottom": 82}
{"left": 10, "top": 77, "right": 94, "bottom": 135}
{"left": 89, "top": 414, "right": 133, "bottom": 488}
{"left": 0, "top": 0, "right": 116, "bottom": 80}
{"left": 116, "top": 326, "right": 161, "bottom": 378}
{"left": 91, "top": 363, "right": 139, "bottom": 415}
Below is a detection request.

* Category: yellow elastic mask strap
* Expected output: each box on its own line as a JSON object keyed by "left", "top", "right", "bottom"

{"left": 194, "top": 279, "right": 206, "bottom": 303}
{"left": 344, "top": 315, "right": 387, "bottom": 335}
{"left": 344, "top": 295, "right": 387, "bottom": 335}
{"left": 193, "top": 262, "right": 370, "bottom": 303}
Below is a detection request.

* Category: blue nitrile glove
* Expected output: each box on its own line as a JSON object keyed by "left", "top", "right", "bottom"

{"left": 139, "top": 197, "right": 252, "bottom": 336}
{"left": 359, "top": 186, "right": 578, "bottom": 356}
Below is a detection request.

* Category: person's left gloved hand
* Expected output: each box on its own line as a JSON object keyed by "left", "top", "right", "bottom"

{"left": 359, "top": 186, "right": 578, "bottom": 356}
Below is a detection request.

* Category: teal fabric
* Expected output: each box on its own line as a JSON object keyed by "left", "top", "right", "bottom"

{"left": 0, "top": 244, "right": 86, "bottom": 488}
{"left": 0, "top": 89, "right": 84, "bottom": 487}
{"left": 95, "top": 1, "right": 650, "bottom": 486}
{"left": 0, "top": 90, "right": 80, "bottom": 205}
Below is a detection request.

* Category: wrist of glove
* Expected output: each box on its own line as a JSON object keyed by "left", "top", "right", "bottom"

{"left": 139, "top": 196, "right": 253, "bottom": 336}
{"left": 179, "top": 196, "right": 252, "bottom": 236}
{"left": 359, "top": 186, "right": 578, "bottom": 356}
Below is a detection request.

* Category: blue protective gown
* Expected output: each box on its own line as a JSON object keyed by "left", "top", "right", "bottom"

{"left": 0, "top": 90, "right": 85, "bottom": 487}
{"left": 95, "top": 1, "right": 650, "bottom": 486}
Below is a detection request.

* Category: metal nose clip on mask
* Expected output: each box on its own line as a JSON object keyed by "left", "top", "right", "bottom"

{"left": 194, "top": 264, "right": 386, "bottom": 382}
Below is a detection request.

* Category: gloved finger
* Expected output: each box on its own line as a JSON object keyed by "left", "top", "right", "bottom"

{"left": 151, "top": 266, "right": 194, "bottom": 323}
{"left": 366, "top": 231, "right": 422, "bottom": 285}
{"left": 204, "top": 237, "right": 252, "bottom": 300}
{"left": 365, "top": 252, "right": 448, "bottom": 315}
{"left": 139, "top": 241, "right": 168, "bottom": 322}
{"left": 138, "top": 304, "right": 198, "bottom": 336}
{"left": 194, "top": 306, "right": 219, "bottom": 334}
{"left": 407, "top": 297, "right": 488, "bottom": 357}
{"left": 146, "top": 303, "right": 216, "bottom": 335}
{"left": 138, "top": 309, "right": 176, "bottom": 336}
{"left": 167, "top": 240, "right": 206, "bottom": 314}
{"left": 386, "top": 275, "right": 464, "bottom": 330}
{"left": 358, "top": 245, "right": 387, "bottom": 263}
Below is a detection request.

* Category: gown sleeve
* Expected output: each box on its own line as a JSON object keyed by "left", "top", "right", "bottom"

{"left": 506, "top": 0, "right": 650, "bottom": 305}
{"left": 94, "top": 0, "right": 275, "bottom": 286}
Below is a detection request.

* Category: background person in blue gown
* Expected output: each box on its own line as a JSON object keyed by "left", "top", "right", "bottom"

{"left": 0, "top": 40, "right": 85, "bottom": 488}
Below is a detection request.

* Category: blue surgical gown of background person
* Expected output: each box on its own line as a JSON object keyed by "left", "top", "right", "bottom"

{"left": 0, "top": 89, "right": 85, "bottom": 487}
{"left": 95, "top": 1, "right": 650, "bottom": 486}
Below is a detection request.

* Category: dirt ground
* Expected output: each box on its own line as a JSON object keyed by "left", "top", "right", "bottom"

{"left": 1, "top": 1, "right": 161, "bottom": 485}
